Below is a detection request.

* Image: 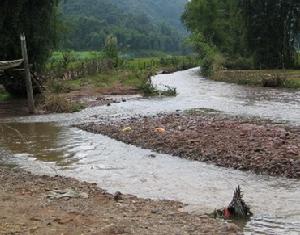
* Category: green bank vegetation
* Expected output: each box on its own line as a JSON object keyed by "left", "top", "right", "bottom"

{"left": 0, "top": 89, "right": 11, "bottom": 102}
{"left": 40, "top": 47, "right": 198, "bottom": 112}
{"left": 182, "top": 0, "right": 300, "bottom": 88}
{"left": 45, "top": 52, "right": 198, "bottom": 94}
{"left": 213, "top": 70, "right": 300, "bottom": 88}
{"left": 0, "top": 0, "right": 198, "bottom": 112}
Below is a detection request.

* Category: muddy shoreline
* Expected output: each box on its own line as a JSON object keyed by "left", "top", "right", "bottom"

{"left": 77, "top": 111, "right": 300, "bottom": 179}
{"left": 0, "top": 165, "right": 240, "bottom": 234}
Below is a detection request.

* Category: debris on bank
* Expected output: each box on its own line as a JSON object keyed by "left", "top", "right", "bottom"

{"left": 77, "top": 111, "right": 300, "bottom": 179}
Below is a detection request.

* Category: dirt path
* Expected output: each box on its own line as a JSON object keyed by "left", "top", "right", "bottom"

{"left": 0, "top": 166, "right": 240, "bottom": 235}
{"left": 77, "top": 111, "right": 300, "bottom": 179}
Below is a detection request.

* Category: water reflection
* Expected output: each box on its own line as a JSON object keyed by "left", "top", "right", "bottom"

{"left": 0, "top": 123, "right": 80, "bottom": 166}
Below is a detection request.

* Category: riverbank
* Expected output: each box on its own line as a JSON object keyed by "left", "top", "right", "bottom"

{"left": 77, "top": 110, "right": 300, "bottom": 179}
{"left": 0, "top": 166, "right": 240, "bottom": 235}
{"left": 0, "top": 56, "right": 198, "bottom": 116}
{"left": 211, "top": 70, "right": 300, "bottom": 89}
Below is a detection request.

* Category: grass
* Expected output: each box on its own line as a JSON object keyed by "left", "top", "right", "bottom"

{"left": 284, "top": 77, "right": 300, "bottom": 88}
{"left": 0, "top": 90, "right": 11, "bottom": 101}
{"left": 49, "top": 53, "right": 199, "bottom": 95}
{"left": 39, "top": 93, "right": 84, "bottom": 113}
{"left": 64, "top": 69, "right": 154, "bottom": 91}
{"left": 124, "top": 56, "right": 198, "bottom": 71}
{"left": 36, "top": 52, "right": 199, "bottom": 113}
{"left": 212, "top": 70, "right": 300, "bottom": 89}
{"left": 46, "top": 51, "right": 104, "bottom": 72}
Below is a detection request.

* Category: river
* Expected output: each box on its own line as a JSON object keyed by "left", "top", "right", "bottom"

{"left": 0, "top": 68, "right": 299, "bottom": 234}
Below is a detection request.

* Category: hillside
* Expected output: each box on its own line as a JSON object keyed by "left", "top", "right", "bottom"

{"left": 60, "top": 0, "right": 188, "bottom": 54}
{"left": 113, "top": 0, "right": 187, "bottom": 33}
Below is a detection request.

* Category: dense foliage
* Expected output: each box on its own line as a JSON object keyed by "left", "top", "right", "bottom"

{"left": 113, "top": 0, "right": 187, "bottom": 34}
{"left": 241, "top": 0, "right": 300, "bottom": 68}
{"left": 60, "top": 0, "right": 187, "bottom": 54}
{"left": 182, "top": 0, "right": 300, "bottom": 72}
{"left": 0, "top": 0, "right": 59, "bottom": 70}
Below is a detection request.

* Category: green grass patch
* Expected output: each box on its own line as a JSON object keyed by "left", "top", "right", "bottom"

{"left": 46, "top": 50, "right": 104, "bottom": 72}
{"left": 43, "top": 52, "right": 198, "bottom": 100}
{"left": 64, "top": 69, "right": 154, "bottom": 91}
{"left": 212, "top": 70, "right": 300, "bottom": 89}
{"left": 0, "top": 90, "right": 11, "bottom": 101}
{"left": 283, "top": 77, "right": 300, "bottom": 88}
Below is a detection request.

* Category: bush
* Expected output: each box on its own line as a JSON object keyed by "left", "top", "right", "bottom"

{"left": 160, "top": 85, "right": 177, "bottom": 96}
{"left": 224, "top": 56, "right": 254, "bottom": 70}
{"left": 138, "top": 79, "right": 178, "bottom": 97}
{"left": 45, "top": 79, "right": 72, "bottom": 94}
{"left": 138, "top": 80, "right": 159, "bottom": 96}
{"left": 40, "top": 93, "right": 83, "bottom": 113}
{"left": 201, "top": 52, "right": 224, "bottom": 77}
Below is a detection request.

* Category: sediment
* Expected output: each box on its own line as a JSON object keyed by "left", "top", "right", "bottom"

{"left": 0, "top": 166, "right": 240, "bottom": 234}
{"left": 77, "top": 111, "right": 300, "bottom": 179}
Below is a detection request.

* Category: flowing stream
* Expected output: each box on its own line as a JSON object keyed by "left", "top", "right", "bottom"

{"left": 0, "top": 68, "right": 299, "bottom": 234}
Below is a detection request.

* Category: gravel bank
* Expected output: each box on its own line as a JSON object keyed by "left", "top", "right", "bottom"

{"left": 77, "top": 111, "right": 300, "bottom": 178}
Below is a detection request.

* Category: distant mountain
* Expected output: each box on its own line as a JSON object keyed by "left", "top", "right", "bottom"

{"left": 60, "top": 0, "right": 188, "bottom": 54}
{"left": 113, "top": 0, "right": 187, "bottom": 33}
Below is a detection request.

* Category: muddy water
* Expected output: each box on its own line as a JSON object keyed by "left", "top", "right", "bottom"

{"left": 1, "top": 123, "right": 299, "bottom": 234}
{"left": 0, "top": 68, "right": 300, "bottom": 234}
{"left": 2, "top": 68, "right": 300, "bottom": 125}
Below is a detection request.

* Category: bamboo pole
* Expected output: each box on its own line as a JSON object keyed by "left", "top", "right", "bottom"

{"left": 20, "top": 34, "right": 35, "bottom": 113}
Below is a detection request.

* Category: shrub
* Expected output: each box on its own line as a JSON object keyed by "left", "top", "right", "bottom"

{"left": 160, "top": 85, "right": 177, "bottom": 96}
{"left": 201, "top": 52, "right": 224, "bottom": 77}
{"left": 139, "top": 80, "right": 159, "bottom": 96}
{"left": 224, "top": 56, "right": 254, "bottom": 70}
{"left": 45, "top": 79, "right": 72, "bottom": 94}
{"left": 40, "top": 93, "right": 83, "bottom": 113}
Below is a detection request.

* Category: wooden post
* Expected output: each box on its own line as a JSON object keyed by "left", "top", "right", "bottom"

{"left": 20, "top": 33, "right": 35, "bottom": 113}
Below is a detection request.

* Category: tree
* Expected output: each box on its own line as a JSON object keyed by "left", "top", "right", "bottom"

{"left": 241, "top": 0, "right": 300, "bottom": 68}
{"left": 182, "top": 0, "right": 246, "bottom": 57}
{"left": 60, "top": 0, "right": 185, "bottom": 54}
{"left": 0, "top": 0, "right": 59, "bottom": 71}
{"left": 182, "top": 0, "right": 300, "bottom": 69}
{"left": 104, "top": 34, "right": 119, "bottom": 60}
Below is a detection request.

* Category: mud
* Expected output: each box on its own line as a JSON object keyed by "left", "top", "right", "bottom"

{"left": 0, "top": 166, "right": 240, "bottom": 235}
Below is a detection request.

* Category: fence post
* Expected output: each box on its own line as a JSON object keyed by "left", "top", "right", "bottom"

{"left": 20, "top": 33, "right": 35, "bottom": 114}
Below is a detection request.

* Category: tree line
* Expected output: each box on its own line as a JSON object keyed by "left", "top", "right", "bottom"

{"left": 60, "top": 0, "right": 185, "bottom": 54}
{"left": 182, "top": 0, "right": 300, "bottom": 75}
{"left": 0, "top": 0, "right": 188, "bottom": 72}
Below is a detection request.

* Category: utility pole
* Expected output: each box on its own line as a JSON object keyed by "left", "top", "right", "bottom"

{"left": 20, "top": 33, "right": 35, "bottom": 113}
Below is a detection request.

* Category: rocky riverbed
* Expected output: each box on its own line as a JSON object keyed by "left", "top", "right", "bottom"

{"left": 77, "top": 110, "right": 300, "bottom": 179}
{"left": 0, "top": 166, "right": 240, "bottom": 235}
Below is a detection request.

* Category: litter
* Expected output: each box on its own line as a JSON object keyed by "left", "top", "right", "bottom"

{"left": 122, "top": 127, "right": 132, "bottom": 132}
{"left": 155, "top": 128, "right": 166, "bottom": 133}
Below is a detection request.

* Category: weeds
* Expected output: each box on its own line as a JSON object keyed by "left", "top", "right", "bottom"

{"left": 45, "top": 79, "right": 73, "bottom": 94}
{"left": 39, "top": 93, "right": 84, "bottom": 113}
{"left": 0, "top": 91, "right": 11, "bottom": 101}
{"left": 212, "top": 70, "right": 300, "bottom": 88}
